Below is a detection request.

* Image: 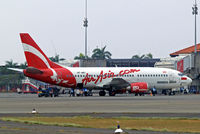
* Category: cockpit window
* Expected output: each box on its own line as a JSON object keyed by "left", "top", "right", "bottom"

{"left": 178, "top": 73, "right": 184, "bottom": 76}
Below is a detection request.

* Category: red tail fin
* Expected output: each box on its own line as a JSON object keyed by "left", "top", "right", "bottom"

{"left": 20, "top": 33, "right": 59, "bottom": 69}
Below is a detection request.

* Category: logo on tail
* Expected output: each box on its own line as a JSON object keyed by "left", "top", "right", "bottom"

{"left": 20, "top": 33, "right": 76, "bottom": 87}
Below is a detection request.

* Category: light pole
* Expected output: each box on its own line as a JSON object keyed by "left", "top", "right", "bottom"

{"left": 192, "top": 0, "right": 198, "bottom": 53}
{"left": 83, "top": 0, "right": 88, "bottom": 59}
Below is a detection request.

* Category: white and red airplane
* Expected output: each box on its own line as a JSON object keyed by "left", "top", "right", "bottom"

{"left": 19, "top": 33, "right": 192, "bottom": 96}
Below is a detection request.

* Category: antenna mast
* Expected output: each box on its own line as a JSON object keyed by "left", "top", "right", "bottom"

{"left": 192, "top": 0, "right": 198, "bottom": 53}
{"left": 83, "top": 0, "right": 88, "bottom": 58}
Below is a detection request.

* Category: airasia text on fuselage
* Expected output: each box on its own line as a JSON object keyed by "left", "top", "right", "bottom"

{"left": 82, "top": 69, "right": 140, "bottom": 85}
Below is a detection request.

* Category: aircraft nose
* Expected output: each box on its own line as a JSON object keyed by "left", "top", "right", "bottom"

{"left": 181, "top": 76, "right": 192, "bottom": 85}
{"left": 188, "top": 77, "right": 192, "bottom": 84}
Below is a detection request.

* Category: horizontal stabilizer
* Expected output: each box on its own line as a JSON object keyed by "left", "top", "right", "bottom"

{"left": 8, "top": 68, "right": 23, "bottom": 73}
{"left": 26, "top": 67, "right": 43, "bottom": 74}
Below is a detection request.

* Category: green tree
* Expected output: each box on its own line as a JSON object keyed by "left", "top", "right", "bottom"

{"left": 91, "top": 46, "right": 112, "bottom": 60}
{"left": 132, "top": 54, "right": 145, "bottom": 59}
{"left": 49, "top": 54, "right": 65, "bottom": 63}
{"left": 19, "top": 62, "right": 27, "bottom": 69}
{"left": 5, "top": 59, "right": 18, "bottom": 68}
{"left": 144, "top": 53, "right": 153, "bottom": 59}
{"left": 132, "top": 53, "right": 153, "bottom": 59}
{"left": 74, "top": 53, "right": 88, "bottom": 60}
{"left": 0, "top": 65, "right": 24, "bottom": 91}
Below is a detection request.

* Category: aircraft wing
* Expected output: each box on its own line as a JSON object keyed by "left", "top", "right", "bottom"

{"left": 97, "top": 78, "right": 130, "bottom": 90}
{"left": 109, "top": 78, "right": 130, "bottom": 89}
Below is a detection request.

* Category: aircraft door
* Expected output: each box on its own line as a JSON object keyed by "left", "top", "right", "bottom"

{"left": 169, "top": 72, "right": 179, "bottom": 86}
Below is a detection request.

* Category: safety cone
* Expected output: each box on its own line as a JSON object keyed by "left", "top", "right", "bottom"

{"left": 150, "top": 91, "right": 153, "bottom": 96}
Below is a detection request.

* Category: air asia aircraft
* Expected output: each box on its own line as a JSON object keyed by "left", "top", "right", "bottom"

{"left": 19, "top": 33, "right": 192, "bottom": 96}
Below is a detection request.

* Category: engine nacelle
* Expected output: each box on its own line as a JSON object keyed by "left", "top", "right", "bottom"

{"left": 129, "top": 82, "right": 148, "bottom": 93}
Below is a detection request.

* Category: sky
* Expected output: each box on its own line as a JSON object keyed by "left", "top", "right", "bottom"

{"left": 0, "top": 0, "right": 199, "bottom": 65}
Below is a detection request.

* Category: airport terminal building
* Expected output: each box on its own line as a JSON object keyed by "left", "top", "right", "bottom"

{"left": 163, "top": 43, "right": 200, "bottom": 92}
{"left": 79, "top": 59, "right": 160, "bottom": 67}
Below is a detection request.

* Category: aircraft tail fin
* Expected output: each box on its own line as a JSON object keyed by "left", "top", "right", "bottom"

{"left": 20, "top": 33, "right": 59, "bottom": 69}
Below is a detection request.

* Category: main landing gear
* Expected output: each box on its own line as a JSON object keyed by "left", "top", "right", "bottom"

{"left": 99, "top": 90, "right": 106, "bottom": 96}
{"left": 109, "top": 90, "right": 116, "bottom": 96}
{"left": 99, "top": 90, "right": 116, "bottom": 96}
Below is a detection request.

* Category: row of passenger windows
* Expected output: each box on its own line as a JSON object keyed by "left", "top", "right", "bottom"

{"left": 137, "top": 74, "right": 168, "bottom": 77}
{"left": 66, "top": 74, "right": 168, "bottom": 78}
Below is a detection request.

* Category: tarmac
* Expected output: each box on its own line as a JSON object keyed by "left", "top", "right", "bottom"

{"left": 0, "top": 93, "right": 200, "bottom": 114}
{"left": 0, "top": 93, "right": 199, "bottom": 134}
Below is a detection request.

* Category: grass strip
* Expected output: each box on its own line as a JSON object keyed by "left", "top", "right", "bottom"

{"left": 1, "top": 117, "right": 83, "bottom": 128}
{"left": 1, "top": 116, "right": 200, "bottom": 133}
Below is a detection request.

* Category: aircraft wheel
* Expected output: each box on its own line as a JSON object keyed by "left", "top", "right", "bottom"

{"left": 109, "top": 90, "right": 116, "bottom": 96}
{"left": 99, "top": 90, "right": 106, "bottom": 96}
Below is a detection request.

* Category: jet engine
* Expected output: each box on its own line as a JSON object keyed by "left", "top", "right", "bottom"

{"left": 128, "top": 82, "right": 149, "bottom": 95}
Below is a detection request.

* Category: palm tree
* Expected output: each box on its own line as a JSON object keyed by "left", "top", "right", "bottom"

{"left": 144, "top": 53, "right": 153, "bottom": 59}
{"left": 132, "top": 54, "right": 145, "bottom": 59}
{"left": 91, "top": 46, "right": 112, "bottom": 60}
{"left": 49, "top": 54, "right": 65, "bottom": 63}
{"left": 19, "top": 62, "right": 27, "bottom": 69}
{"left": 132, "top": 53, "right": 153, "bottom": 59}
{"left": 74, "top": 53, "right": 87, "bottom": 60}
{"left": 5, "top": 59, "right": 18, "bottom": 68}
